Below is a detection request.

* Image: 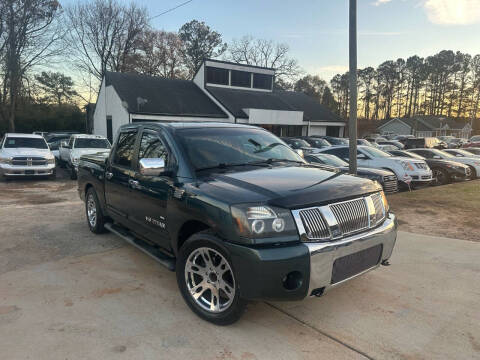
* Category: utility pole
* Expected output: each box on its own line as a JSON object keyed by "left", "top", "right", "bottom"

{"left": 348, "top": 0, "right": 358, "bottom": 174}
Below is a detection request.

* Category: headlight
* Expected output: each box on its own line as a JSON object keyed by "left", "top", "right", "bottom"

{"left": 231, "top": 204, "right": 297, "bottom": 239}
{"left": 71, "top": 157, "right": 79, "bottom": 164}
{"left": 380, "top": 190, "right": 390, "bottom": 213}
{"left": 47, "top": 157, "right": 55, "bottom": 164}
{"left": 398, "top": 160, "right": 414, "bottom": 171}
{"left": 0, "top": 156, "right": 12, "bottom": 164}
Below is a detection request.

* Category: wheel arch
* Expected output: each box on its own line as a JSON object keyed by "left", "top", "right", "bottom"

{"left": 175, "top": 219, "right": 211, "bottom": 255}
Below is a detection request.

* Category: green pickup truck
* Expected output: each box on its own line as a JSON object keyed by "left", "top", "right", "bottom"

{"left": 78, "top": 122, "right": 397, "bottom": 325}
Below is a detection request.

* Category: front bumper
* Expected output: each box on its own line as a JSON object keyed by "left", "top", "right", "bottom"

{"left": 307, "top": 213, "right": 397, "bottom": 295}
{"left": 0, "top": 164, "right": 55, "bottom": 176}
{"left": 225, "top": 213, "right": 397, "bottom": 301}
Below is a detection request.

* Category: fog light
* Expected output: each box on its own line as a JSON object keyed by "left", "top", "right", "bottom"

{"left": 251, "top": 219, "right": 265, "bottom": 234}
{"left": 282, "top": 271, "right": 303, "bottom": 291}
{"left": 272, "top": 218, "right": 285, "bottom": 232}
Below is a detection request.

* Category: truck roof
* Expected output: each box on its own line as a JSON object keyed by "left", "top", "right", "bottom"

{"left": 4, "top": 133, "right": 45, "bottom": 139}
{"left": 71, "top": 134, "right": 108, "bottom": 139}
{"left": 120, "top": 122, "right": 259, "bottom": 132}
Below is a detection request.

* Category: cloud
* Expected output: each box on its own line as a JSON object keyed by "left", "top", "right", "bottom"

{"left": 359, "top": 31, "right": 403, "bottom": 36}
{"left": 372, "top": 0, "right": 393, "bottom": 6}
{"left": 306, "top": 65, "right": 349, "bottom": 80}
{"left": 423, "top": 0, "right": 480, "bottom": 25}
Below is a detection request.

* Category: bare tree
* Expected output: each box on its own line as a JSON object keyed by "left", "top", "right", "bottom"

{"left": 128, "top": 30, "right": 186, "bottom": 79}
{"left": 0, "top": 0, "right": 64, "bottom": 131}
{"left": 64, "top": 0, "right": 148, "bottom": 82}
{"left": 178, "top": 20, "right": 226, "bottom": 77}
{"left": 227, "top": 36, "right": 301, "bottom": 81}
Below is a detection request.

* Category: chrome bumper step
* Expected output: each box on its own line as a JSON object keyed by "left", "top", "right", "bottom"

{"left": 105, "top": 223, "right": 176, "bottom": 271}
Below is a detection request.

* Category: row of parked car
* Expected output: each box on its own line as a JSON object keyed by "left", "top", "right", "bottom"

{"left": 0, "top": 132, "right": 111, "bottom": 180}
{"left": 280, "top": 135, "right": 480, "bottom": 192}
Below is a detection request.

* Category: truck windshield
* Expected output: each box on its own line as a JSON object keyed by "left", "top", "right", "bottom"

{"left": 75, "top": 138, "right": 110, "bottom": 149}
{"left": 175, "top": 127, "right": 304, "bottom": 170}
{"left": 4, "top": 137, "right": 48, "bottom": 149}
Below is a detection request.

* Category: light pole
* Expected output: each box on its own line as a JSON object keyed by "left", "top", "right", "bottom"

{"left": 348, "top": 0, "right": 358, "bottom": 174}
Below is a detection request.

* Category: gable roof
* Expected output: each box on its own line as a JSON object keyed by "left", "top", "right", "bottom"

{"left": 105, "top": 72, "right": 227, "bottom": 118}
{"left": 380, "top": 116, "right": 470, "bottom": 131}
{"left": 206, "top": 86, "right": 344, "bottom": 122}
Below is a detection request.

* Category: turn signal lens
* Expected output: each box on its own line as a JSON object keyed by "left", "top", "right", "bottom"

{"left": 380, "top": 191, "right": 389, "bottom": 213}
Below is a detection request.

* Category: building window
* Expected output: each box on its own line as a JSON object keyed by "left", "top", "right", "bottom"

{"left": 206, "top": 67, "right": 229, "bottom": 85}
{"left": 231, "top": 70, "right": 251, "bottom": 88}
{"left": 253, "top": 73, "right": 273, "bottom": 90}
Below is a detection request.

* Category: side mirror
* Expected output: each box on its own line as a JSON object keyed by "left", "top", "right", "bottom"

{"left": 357, "top": 153, "right": 367, "bottom": 159}
{"left": 433, "top": 155, "right": 441, "bottom": 159}
{"left": 61, "top": 141, "right": 68, "bottom": 148}
{"left": 139, "top": 158, "right": 165, "bottom": 176}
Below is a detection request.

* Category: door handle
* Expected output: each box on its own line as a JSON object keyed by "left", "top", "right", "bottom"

{"left": 106, "top": 172, "right": 113, "bottom": 180}
{"left": 129, "top": 179, "right": 139, "bottom": 188}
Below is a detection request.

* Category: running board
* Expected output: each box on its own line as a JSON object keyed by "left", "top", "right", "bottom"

{"left": 105, "top": 223, "right": 175, "bottom": 271}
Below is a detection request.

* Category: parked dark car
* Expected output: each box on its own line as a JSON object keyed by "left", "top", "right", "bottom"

{"left": 404, "top": 137, "right": 447, "bottom": 150}
{"left": 463, "top": 147, "right": 480, "bottom": 156}
{"left": 78, "top": 122, "right": 397, "bottom": 325}
{"left": 388, "top": 149, "right": 471, "bottom": 185}
{"left": 281, "top": 137, "right": 316, "bottom": 155}
{"left": 393, "top": 135, "right": 415, "bottom": 144}
{"left": 463, "top": 135, "right": 480, "bottom": 148}
{"left": 376, "top": 140, "right": 405, "bottom": 149}
{"left": 299, "top": 137, "right": 331, "bottom": 149}
{"left": 305, "top": 153, "right": 399, "bottom": 193}
{"left": 311, "top": 136, "right": 349, "bottom": 145}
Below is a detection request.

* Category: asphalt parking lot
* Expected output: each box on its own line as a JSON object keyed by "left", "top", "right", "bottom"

{"left": 0, "top": 170, "right": 479, "bottom": 360}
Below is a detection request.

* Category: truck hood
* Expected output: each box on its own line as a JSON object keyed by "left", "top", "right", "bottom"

{"left": 72, "top": 148, "right": 110, "bottom": 159}
{"left": 1, "top": 148, "right": 53, "bottom": 158}
{"left": 198, "top": 165, "right": 381, "bottom": 209}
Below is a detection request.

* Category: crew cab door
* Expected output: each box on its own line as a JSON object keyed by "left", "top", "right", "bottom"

{"left": 104, "top": 128, "right": 139, "bottom": 221}
{"left": 128, "top": 128, "right": 175, "bottom": 249}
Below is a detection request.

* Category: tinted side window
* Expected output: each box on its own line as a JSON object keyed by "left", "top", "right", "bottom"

{"left": 413, "top": 150, "right": 430, "bottom": 158}
{"left": 324, "top": 148, "right": 349, "bottom": 159}
{"left": 113, "top": 131, "right": 138, "bottom": 167}
{"left": 138, "top": 132, "right": 168, "bottom": 166}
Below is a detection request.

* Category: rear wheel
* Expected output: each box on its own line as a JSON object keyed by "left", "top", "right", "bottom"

{"left": 468, "top": 166, "right": 477, "bottom": 180}
{"left": 176, "top": 233, "right": 246, "bottom": 325}
{"left": 70, "top": 167, "right": 77, "bottom": 180}
{"left": 432, "top": 168, "right": 450, "bottom": 186}
{"left": 85, "top": 187, "right": 106, "bottom": 234}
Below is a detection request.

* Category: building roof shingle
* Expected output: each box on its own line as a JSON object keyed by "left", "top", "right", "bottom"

{"left": 105, "top": 72, "right": 227, "bottom": 118}
{"left": 206, "top": 86, "right": 344, "bottom": 122}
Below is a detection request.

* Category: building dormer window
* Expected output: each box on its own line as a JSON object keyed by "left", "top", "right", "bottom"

{"left": 253, "top": 73, "right": 273, "bottom": 90}
{"left": 206, "top": 66, "right": 229, "bottom": 85}
{"left": 231, "top": 70, "right": 251, "bottom": 88}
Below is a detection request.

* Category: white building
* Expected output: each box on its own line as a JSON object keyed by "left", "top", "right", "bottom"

{"left": 93, "top": 59, "right": 345, "bottom": 143}
{"left": 378, "top": 116, "right": 473, "bottom": 139}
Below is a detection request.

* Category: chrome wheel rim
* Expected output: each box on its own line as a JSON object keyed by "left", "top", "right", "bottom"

{"left": 185, "top": 247, "right": 235, "bottom": 313}
{"left": 87, "top": 194, "right": 97, "bottom": 228}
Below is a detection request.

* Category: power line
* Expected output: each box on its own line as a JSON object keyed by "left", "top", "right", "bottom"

{"left": 149, "top": 0, "right": 194, "bottom": 20}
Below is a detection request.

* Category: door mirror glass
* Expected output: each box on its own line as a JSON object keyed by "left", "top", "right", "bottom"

{"left": 139, "top": 158, "right": 165, "bottom": 176}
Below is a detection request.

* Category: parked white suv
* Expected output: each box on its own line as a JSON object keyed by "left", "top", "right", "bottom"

{"left": 317, "top": 145, "right": 432, "bottom": 188}
{"left": 0, "top": 133, "right": 56, "bottom": 179}
{"left": 59, "top": 134, "right": 111, "bottom": 179}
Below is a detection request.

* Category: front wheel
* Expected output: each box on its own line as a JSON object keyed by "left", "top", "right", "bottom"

{"left": 176, "top": 233, "right": 246, "bottom": 325}
{"left": 468, "top": 166, "right": 477, "bottom": 180}
{"left": 432, "top": 168, "right": 450, "bottom": 186}
{"left": 70, "top": 167, "right": 77, "bottom": 180}
{"left": 85, "top": 188, "right": 106, "bottom": 234}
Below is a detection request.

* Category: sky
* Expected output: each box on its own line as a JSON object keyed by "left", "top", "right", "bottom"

{"left": 61, "top": 0, "right": 480, "bottom": 81}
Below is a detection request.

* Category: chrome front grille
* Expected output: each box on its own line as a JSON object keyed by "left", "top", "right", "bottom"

{"left": 415, "top": 162, "right": 427, "bottom": 169}
{"left": 292, "top": 192, "right": 387, "bottom": 242}
{"left": 11, "top": 156, "right": 47, "bottom": 166}
{"left": 382, "top": 175, "right": 398, "bottom": 193}
{"left": 298, "top": 208, "right": 330, "bottom": 240}
{"left": 330, "top": 198, "right": 369, "bottom": 236}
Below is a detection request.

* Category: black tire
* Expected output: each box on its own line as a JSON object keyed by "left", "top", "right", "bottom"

{"left": 49, "top": 169, "right": 57, "bottom": 180}
{"left": 58, "top": 159, "right": 66, "bottom": 168}
{"left": 176, "top": 232, "right": 247, "bottom": 325}
{"left": 432, "top": 168, "right": 450, "bottom": 186}
{"left": 85, "top": 187, "right": 106, "bottom": 234}
{"left": 468, "top": 166, "right": 477, "bottom": 180}
{"left": 70, "top": 167, "right": 77, "bottom": 180}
